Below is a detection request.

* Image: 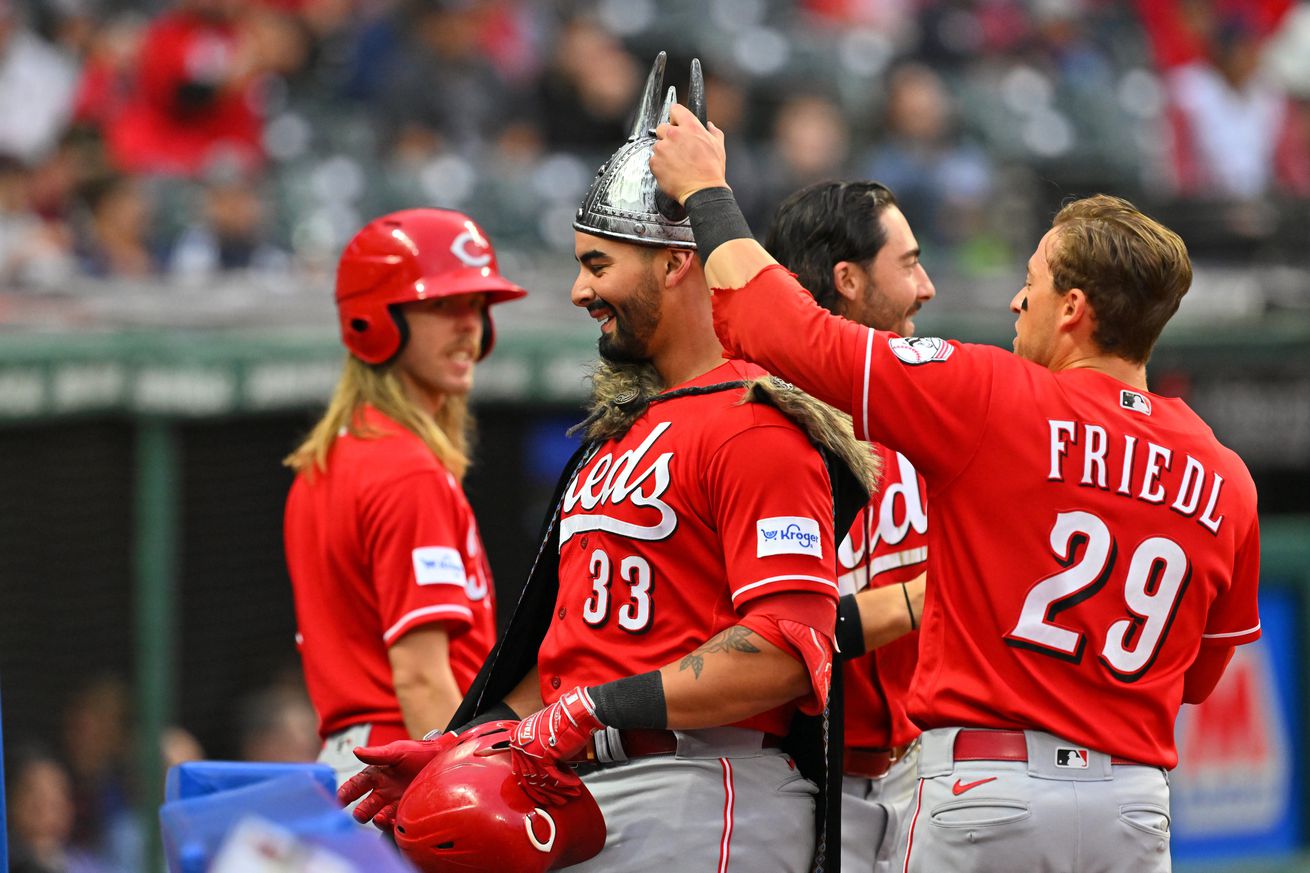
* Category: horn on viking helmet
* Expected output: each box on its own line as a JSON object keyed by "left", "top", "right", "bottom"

{"left": 573, "top": 52, "right": 707, "bottom": 249}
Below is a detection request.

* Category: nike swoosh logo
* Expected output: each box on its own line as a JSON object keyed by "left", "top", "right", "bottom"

{"left": 952, "top": 776, "right": 998, "bottom": 795}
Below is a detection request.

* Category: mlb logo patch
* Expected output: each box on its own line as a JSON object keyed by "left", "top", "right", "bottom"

{"left": 1055, "top": 748, "right": 1089, "bottom": 769}
{"left": 888, "top": 336, "right": 954, "bottom": 365}
{"left": 1120, "top": 390, "right": 1152, "bottom": 415}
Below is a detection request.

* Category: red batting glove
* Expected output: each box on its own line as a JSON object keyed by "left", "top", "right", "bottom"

{"left": 337, "top": 733, "right": 459, "bottom": 829}
{"left": 509, "top": 687, "right": 604, "bottom": 806}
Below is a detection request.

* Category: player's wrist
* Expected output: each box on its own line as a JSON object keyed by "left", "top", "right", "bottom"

{"left": 684, "top": 187, "right": 752, "bottom": 263}
{"left": 901, "top": 582, "right": 918, "bottom": 631}
{"left": 677, "top": 180, "right": 728, "bottom": 206}
{"left": 835, "top": 594, "right": 867, "bottom": 660}
{"left": 588, "top": 671, "right": 668, "bottom": 730}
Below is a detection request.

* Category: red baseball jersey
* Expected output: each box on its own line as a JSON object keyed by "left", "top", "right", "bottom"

{"left": 284, "top": 405, "right": 496, "bottom": 740}
{"left": 714, "top": 266, "right": 1260, "bottom": 768}
{"left": 840, "top": 443, "right": 928, "bottom": 750}
{"left": 538, "top": 360, "right": 839, "bottom": 737}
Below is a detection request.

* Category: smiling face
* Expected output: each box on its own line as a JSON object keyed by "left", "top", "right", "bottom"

{"left": 1009, "top": 226, "right": 1065, "bottom": 366}
{"left": 393, "top": 293, "right": 486, "bottom": 409}
{"left": 846, "top": 205, "right": 935, "bottom": 336}
{"left": 570, "top": 231, "right": 665, "bottom": 364}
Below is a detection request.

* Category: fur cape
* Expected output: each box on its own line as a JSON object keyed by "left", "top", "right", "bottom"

{"left": 573, "top": 360, "right": 880, "bottom": 493}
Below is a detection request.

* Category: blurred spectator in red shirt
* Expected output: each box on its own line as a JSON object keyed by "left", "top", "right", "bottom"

{"left": 1137, "top": 0, "right": 1294, "bottom": 70}
{"left": 71, "top": 13, "right": 146, "bottom": 134}
{"left": 1155, "top": 9, "right": 1310, "bottom": 198}
{"left": 104, "top": 0, "right": 270, "bottom": 176}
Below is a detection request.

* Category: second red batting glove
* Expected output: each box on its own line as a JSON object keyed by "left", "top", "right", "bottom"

{"left": 337, "top": 732, "right": 460, "bottom": 829}
{"left": 509, "top": 686, "right": 605, "bottom": 805}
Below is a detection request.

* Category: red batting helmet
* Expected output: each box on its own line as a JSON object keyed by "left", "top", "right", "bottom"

{"left": 393, "top": 722, "right": 606, "bottom": 873}
{"left": 334, "top": 209, "right": 527, "bottom": 365}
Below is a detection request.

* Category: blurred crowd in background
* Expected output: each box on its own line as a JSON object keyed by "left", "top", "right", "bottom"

{"left": 4, "top": 1, "right": 1310, "bottom": 870}
{"left": 0, "top": 0, "right": 1309, "bottom": 297}
{"left": 6, "top": 672, "right": 320, "bottom": 873}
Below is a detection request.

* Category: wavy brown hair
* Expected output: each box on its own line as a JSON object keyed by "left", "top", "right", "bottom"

{"left": 283, "top": 354, "right": 472, "bottom": 480}
{"left": 1049, "top": 195, "right": 1192, "bottom": 364}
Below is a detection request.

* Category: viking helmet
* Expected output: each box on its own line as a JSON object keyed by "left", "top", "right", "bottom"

{"left": 573, "top": 52, "right": 707, "bottom": 249}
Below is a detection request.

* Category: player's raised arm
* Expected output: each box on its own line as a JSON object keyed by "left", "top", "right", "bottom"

{"left": 651, "top": 104, "right": 870, "bottom": 415}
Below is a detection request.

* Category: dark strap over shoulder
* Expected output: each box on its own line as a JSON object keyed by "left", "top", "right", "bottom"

{"left": 782, "top": 443, "right": 862, "bottom": 873}
{"left": 448, "top": 439, "right": 596, "bottom": 729}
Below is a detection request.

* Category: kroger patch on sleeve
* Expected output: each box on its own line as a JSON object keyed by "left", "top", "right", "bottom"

{"left": 411, "top": 546, "right": 467, "bottom": 586}
{"left": 756, "top": 516, "right": 823, "bottom": 558}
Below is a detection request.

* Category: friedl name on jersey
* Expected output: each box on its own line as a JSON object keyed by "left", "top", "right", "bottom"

{"left": 561, "top": 421, "right": 677, "bottom": 544}
{"left": 1048, "top": 420, "right": 1226, "bottom": 534}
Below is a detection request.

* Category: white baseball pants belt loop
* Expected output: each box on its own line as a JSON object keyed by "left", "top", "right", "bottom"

{"left": 918, "top": 728, "right": 1152, "bottom": 782}
{"left": 584, "top": 727, "right": 781, "bottom": 765}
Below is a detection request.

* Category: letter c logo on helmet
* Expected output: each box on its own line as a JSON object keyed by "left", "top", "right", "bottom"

{"left": 526, "top": 808, "right": 557, "bottom": 853}
{"left": 334, "top": 209, "right": 526, "bottom": 366}
{"left": 450, "top": 224, "right": 492, "bottom": 269}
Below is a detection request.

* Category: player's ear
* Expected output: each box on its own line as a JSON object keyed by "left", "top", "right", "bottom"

{"left": 832, "top": 261, "right": 862, "bottom": 304}
{"left": 1061, "top": 287, "right": 1092, "bottom": 331}
{"left": 664, "top": 248, "right": 697, "bottom": 288}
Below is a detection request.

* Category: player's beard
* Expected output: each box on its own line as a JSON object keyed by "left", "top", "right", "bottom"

{"left": 857, "top": 271, "right": 918, "bottom": 337}
{"left": 597, "top": 271, "right": 663, "bottom": 364}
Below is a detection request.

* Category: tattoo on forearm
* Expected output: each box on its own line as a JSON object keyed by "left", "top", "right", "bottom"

{"left": 678, "top": 626, "right": 761, "bottom": 679}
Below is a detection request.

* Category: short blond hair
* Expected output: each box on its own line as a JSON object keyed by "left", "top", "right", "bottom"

{"left": 1050, "top": 195, "right": 1192, "bottom": 364}
{"left": 283, "top": 354, "right": 472, "bottom": 480}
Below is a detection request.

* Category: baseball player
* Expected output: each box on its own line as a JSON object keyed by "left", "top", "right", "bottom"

{"left": 340, "top": 55, "right": 882, "bottom": 873}
{"left": 282, "top": 208, "right": 525, "bottom": 787}
{"left": 651, "top": 106, "right": 1260, "bottom": 872}
{"left": 766, "top": 180, "right": 933, "bottom": 873}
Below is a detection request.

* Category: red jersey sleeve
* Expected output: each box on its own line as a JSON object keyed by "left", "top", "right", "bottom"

{"left": 1201, "top": 515, "right": 1262, "bottom": 647}
{"left": 360, "top": 469, "right": 476, "bottom": 645}
{"left": 713, "top": 264, "right": 995, "bottom": 483}
{"left": 713, "top": 265, "right": 865, "bottom": 412}
{"left": 705, "top": 421, "right": 839, "bottom": 610}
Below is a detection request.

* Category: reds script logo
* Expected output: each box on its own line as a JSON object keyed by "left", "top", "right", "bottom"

{"left": 561, "top": 422, "right": 677, "bottom": 544}
{"left": 837, "top": 452, "right": 928, "bottom": 592}
{"left": 450, "top": 221, "right": 492, "bottom": 268}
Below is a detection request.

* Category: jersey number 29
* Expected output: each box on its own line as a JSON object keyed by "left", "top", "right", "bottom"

{"left": 582, "top": 548, "right": 654, "bottom": 633}
{"left": 1005, "top": 510, "right": 1191, "bottom": 681}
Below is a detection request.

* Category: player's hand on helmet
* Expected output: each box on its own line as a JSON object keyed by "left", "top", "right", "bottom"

{"left": 509, "top": 687, "right": 604, "bottom": 806}
{"left": 651, "top": 103, "right": 728, "bottom": 206}
{"left": 337, "top": 732, "right": 460, "bottom": 829}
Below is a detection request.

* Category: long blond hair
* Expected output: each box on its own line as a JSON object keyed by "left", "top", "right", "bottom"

{"left": 283, "top": 354, "right": 473, "bottom": 481}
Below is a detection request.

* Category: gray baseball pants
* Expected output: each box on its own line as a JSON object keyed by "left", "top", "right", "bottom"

{"left": 563, "top": 728, "right": 818, "bottom": 873}
{"left": 895, "top": 728, "right": 1171, "bottom": 873}
{"left": 841, "top": 743, "right": 921, "bottom": 873}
